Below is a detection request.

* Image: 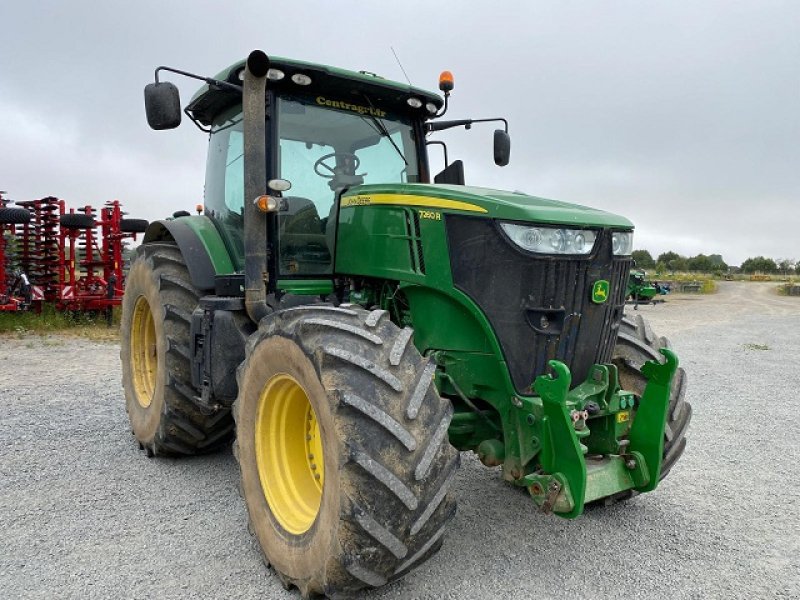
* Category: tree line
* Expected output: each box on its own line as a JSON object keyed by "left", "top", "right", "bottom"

{"left": 631, "top": 250, "right": 797, "bottom": 275}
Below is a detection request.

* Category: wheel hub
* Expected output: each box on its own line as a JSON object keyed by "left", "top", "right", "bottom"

{"left": 256, "top": 373, "right": 324, "bottom": 535}
{"left": 130, "top": 295, "right": 157, "bottom": 408}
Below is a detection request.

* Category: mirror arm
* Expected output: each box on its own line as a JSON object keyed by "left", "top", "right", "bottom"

{"left": 427, "top": 117, "right": 509, "bottom": 134}
{"left": 471, "top": 117, "right": 509, "bottom": 133}
{"left": 183, "top": 107, "right": 212, "bottom": 133}
{"left": 154, "top": 66, "right": 243, "bottom": 94}
{"left": 425, "top": 140, "right": 449, "bottom": 167}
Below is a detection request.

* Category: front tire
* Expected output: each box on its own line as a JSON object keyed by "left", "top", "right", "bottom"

{"left": 120, "top": 243, "right": 234, "bottom": 456}
{"left": 613, "top": 313, "right": 692, "bottom": 482}
{"left": 234, "top": 306, "right": 459, "bottom": 598}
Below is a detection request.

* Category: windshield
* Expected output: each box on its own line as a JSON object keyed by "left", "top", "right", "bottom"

{"left": 276, "top": 95, "right": 419, "bottom": 275}
{"left": 203, "top": 97, "right": 420, "bottom": 276}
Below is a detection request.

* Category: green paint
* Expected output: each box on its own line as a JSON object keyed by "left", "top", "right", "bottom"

{"left": 276, "top": 279, "right": 334, "bottom": 296}
{"left": 509, "top": 357, "right": 671, "bottom": 514}
{"left": 181, "top": 216, "right": 236, "bottom": 275}
{"left": 628, "top": 349, "right": 678, "bottom": 492}
{"left": 533, "top": 362, "right": 586, "bottom": 518}
{"left": 340, "top": 184, "right": 634, "bottom": 229}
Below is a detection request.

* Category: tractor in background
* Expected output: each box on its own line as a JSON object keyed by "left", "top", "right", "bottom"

{"left": 626, "top": 268, "right": 670, "bottom": 309}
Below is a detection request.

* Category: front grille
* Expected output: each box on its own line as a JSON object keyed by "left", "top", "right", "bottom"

{"left": 446, "top": 215, "right": 631, "bottom": 394}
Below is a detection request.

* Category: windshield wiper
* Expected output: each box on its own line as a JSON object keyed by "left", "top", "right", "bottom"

{"left": 360, "top": 94, "right": 408, "bottom": 166}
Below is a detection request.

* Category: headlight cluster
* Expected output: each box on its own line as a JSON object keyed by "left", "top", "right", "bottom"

{"left": 499, "top": 222, "right": 634, "bottom": 256}
{"left": 500, "top": 222, "right": 597, "bottom": 255}
{"left": 611, "top": 231, "right": 633, "bottom": 256}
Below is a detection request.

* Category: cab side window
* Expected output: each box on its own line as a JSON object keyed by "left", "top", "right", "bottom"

{"left": 204, "top": 110, "right": 245, "bottom": 267}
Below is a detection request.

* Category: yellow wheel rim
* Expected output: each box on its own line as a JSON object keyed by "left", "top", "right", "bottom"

{"left": 255, "top": 373, "right": 324, "bottom": 535}
{"left": 130, "top": 295, "right": 157, "bottom": 409}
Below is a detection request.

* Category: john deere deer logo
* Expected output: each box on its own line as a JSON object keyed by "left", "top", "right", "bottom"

{"left": 592, "top": 280, "right": 610, "bottom": 304}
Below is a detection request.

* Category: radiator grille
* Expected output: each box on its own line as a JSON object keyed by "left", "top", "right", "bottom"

{"left": 447, "top": 215, "right": 631, "bottom": 393}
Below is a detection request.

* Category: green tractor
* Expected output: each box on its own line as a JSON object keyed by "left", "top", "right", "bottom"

{"left": 626, "top": 269, "right": 669, "bottom": 309}
{"left": 124, "top": 50, "right": 691, "bottom": 597}
{"left": 627, "top": 268, "right": 658, "bottom": 305}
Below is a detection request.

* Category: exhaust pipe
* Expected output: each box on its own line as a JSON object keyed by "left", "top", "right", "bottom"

{"left": 242, "top": 50, "right": 272, "bottom": 323}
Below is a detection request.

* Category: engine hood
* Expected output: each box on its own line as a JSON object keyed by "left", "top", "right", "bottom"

{"left": 341, "top": 183, "right": 634, "bottom": 229}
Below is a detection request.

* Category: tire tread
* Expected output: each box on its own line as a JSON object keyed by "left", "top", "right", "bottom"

{"left": 121, "top": 244, "right": 235, "bottom": 457}
{"left": 233, "top": 305, "right": 458, "bottom": 597}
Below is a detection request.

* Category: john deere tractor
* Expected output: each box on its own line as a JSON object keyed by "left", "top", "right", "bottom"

{"left": 626, "top": 268, "right": 658, "bottom": 307}
{"left": 123, "top": 50, "right": 691, "bottom": 597}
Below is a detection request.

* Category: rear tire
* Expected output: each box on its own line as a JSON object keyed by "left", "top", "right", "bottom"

{"left": 120, "top": 243, "right": 234, "bottom": 456}
{"left": 234, "top": 306, "right": 459, "bottom": 598}
{"left": 607, "top": 313, "right": 692, "bottom": 501}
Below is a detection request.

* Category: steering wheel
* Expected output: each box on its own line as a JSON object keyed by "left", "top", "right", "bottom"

{"left": 313, "top": 152, "right": 361, "bottom": 179}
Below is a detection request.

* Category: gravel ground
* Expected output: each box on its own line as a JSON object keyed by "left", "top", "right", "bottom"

{"left": 1, "top": 282, "right": 798, "bottom": 599}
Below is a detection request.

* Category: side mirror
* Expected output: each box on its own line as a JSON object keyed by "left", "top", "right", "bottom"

{"left": 144, "top": 82, "right": 182, "bottom": 130}
{"left": 494, "top": 129, "right": 511, "bottom": 166}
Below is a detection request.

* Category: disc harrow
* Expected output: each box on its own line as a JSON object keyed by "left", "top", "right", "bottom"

{"left": 15, "top": 197, "right": 62, "bottom": 302}
{"left": 0, "top": 191, "right": 148, "bottom": 317}
{"left": 0, "top": 191, "right": 35, "bottom": 311}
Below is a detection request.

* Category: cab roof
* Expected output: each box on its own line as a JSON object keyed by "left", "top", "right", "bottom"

{"left": 186, "top": 55, "right": 444, "bottom": 126}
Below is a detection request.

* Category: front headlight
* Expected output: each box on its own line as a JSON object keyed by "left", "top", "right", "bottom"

{"left": 611, "top": 231, "right": 633, "bottom": 256}
{"left": 500, "top": 222, "right": 597, "bottom": 255}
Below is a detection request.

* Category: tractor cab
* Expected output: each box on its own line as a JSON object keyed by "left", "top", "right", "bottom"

{"left": 182, "top": 57, "right": 442, "bottom": 276}
{"left": 199, "top": 91, "right": 423, "bottom": 275}
{"left": 146, "top": 55, "right": 509, "bottom": 281}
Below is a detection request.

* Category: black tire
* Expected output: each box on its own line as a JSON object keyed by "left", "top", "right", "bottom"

{"left": 60, "top": 213, "right": 96, "bottom": 230}
{"left": 610, "top": 313, "right": 692, "bottom": 496}
{"left": 233, "top": 305, "right": 459, "bottom": 598}
{"left": 120, "top": 243, "right": 234, "bottom": 456}
{"left": 0, "top": 207, "right": 31, "bottom": 224}
{"left": 121, "top": 218, "right": 149, "bottom": 233}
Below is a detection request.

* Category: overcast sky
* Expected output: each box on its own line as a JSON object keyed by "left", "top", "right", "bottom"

{"left": 1, "top": 1, "right": 797, "bottom": 265}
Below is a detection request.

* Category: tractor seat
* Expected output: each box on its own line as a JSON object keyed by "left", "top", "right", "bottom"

{"left": 280, "top": 197, "right": 324, "bottom": 234}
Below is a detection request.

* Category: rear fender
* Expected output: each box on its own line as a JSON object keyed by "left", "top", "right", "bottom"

{"left": 142, "top": 217, "right": 235, "bottom": 291}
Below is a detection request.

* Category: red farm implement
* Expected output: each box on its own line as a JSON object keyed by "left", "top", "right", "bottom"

{"left": 1, "top": 192, "right": 148, "bottom": 318}
{"left": 14, "top": 196, "right": 59, "bottom": 307}
{"left": 58, "top": 200, "right": 148, "bottom": 319}
{"left": 0, "top": 192, "right": 35, "bottom": 311}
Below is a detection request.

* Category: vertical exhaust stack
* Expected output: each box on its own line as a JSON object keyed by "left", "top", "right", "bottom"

{"left": 242, "top": 50, "right": 272, "bottom": 323}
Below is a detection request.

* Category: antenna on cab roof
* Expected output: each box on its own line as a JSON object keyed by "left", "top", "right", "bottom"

{"left": 390, "top": 46, "right": 412, "bottom": 85}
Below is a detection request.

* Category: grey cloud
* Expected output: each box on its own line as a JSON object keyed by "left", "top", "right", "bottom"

{"left": 1, "top": 0, "right": 797, "bottom": 265}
